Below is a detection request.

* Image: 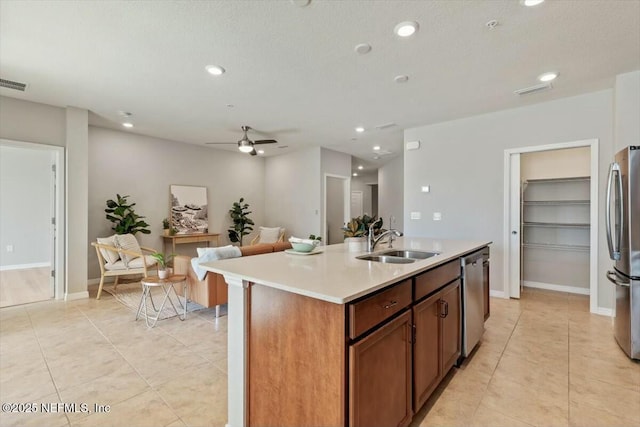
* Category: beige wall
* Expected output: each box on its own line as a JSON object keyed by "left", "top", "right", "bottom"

{"left": 0, "top": 96, "right": 66, "bottom": 146}
{"left": 521, "top": 146, "right": 591, "bottom": 180}
{"left": 614, "top": 70, "right": 640, "bottom": 152}
{"left": 88, "top": 126, "right": 266, "bottom": 280}
{"left": 378, "top": 155, "right": 404, "bottom": 233}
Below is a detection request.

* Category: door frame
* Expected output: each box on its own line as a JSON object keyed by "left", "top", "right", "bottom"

{"left": 323, "top": 174, "right": 350, "bottom": 245}
{"left": 503, "top": 139, "right": 599, "bottom": 313}
{"left": 0, "top": 138, "right": 66, "bottom": 300}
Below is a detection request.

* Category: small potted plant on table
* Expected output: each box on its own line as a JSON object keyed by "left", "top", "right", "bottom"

{"left": 151, "top": 252, "right": 174, "bottom": 279}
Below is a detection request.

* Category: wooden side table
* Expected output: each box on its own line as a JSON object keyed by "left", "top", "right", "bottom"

{"left": 136, "top": 274, "right": 187, "bottom": 328}
{"left": 162, "top": 233, "right": 220, "bottom": 254}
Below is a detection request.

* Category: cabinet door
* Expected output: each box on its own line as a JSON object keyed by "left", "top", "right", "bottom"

{"left": 350, "top": 310, "right": 413, "bottom": 427}
{"left": 440, "top": 280, "right": 461, "bottom": 374}
{"left": 412, "top": 292, "right": 441, "bottom": 410}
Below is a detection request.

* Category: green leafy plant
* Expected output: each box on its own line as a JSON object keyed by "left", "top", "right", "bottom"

{"left": 308, "top": 234, "right": 322, "bottom": 242}
{"left": 342, "top": 215, "right": 383, "bottom": 238}
{"left": 228, "top": 197, "right": 254, "bottom": 246}
{"left": 105, "top": 194, "right": 150, "bottom": 235}
{"left": 150, "top": 252, "right": 175, "bottom": 269}
{"left": 162, "top": 218, "right": 170, "bottom": 230}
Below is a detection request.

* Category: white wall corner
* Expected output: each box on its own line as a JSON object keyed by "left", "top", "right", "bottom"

{"left": 65, "top": 290, "right": 89, "bottom": 301}
{"left": 489, "top": 290, "right": 506, "bottom": 299}
{"left": 593, "top": 307, "right": 613, "bottom": 317}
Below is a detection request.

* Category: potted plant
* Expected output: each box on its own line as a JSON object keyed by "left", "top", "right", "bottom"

{"left": 162, "top": 218, "right": 171, "bottom": 236}
{"left": 105, "top": 194, "right": 151, "bottom": 235}
{"left": 342, "top": 215, "right": 383, "bottom": 252}
{"left": 228, "top": 197, "right": 254, "bottom": 246}
{"left": 150, "top": 252, "right": 174, "bottom": 279}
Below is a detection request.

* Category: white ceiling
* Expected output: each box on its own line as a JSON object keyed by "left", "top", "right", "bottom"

{"left": 1, "top": 0, "right": 639, "bottom": 172}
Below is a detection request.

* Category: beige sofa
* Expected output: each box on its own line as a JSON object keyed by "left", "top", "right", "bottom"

{"left": 173, "top": 241, "right": 292, "bottom": 317}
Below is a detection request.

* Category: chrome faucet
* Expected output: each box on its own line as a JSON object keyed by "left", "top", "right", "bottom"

{"left": 367, "top": 218, "right": 403, "bottom": 252}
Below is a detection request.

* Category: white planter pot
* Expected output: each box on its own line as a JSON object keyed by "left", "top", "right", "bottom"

{"left": 158, "top": 269, "right": 169, "bottom": 279}
{"left": 345, "top": 237, "right": 366, "bottom": 252}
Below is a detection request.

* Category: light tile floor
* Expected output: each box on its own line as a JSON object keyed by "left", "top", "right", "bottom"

{"left": 0, "top": 287, "right": 638, "bottom": 427}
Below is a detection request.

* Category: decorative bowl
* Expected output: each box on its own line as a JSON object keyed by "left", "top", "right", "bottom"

{"left": 291, "top": 241, "right": 318, "bottom": 253}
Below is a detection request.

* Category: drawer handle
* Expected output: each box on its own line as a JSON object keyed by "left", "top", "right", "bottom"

{"left": 439, "top": 300, "right": 449, "bottom": 318}
{"left": 383, "top": 300, "right": 398, "bottom": 309}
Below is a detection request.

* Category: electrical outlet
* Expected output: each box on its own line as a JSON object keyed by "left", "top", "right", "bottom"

{"left": 6, "top": 245, "right": 14, "bottom": 253}
{"left": 433, "top": 212, "right": 442, "bottom": 221}
{"left": 410, "top": 212, "right": 421, "bottom": 220}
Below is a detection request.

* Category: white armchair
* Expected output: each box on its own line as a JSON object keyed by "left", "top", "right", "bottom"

{"left": 92, "top": 234, "right": 158, "bottom": 299}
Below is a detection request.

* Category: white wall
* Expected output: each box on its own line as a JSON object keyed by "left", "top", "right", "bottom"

{"left": 0, "top": 96, "right": 66, "bottom": 146}
{"left": 320, "top": 148, "right": 352, "bottom": 241}
{"left": 404, "top": 90, "right": 615, "bottom": 310}
{"left": 379, "top": 155, "right": 404, "bottom": 232}
{"left": 614, "top": 71, "right": 640, "bottom": 152}
{"left": 264, "top": 147, "right": 321, "bottom": 240}
{"left": 88, "top": 126, "right": 265, "bottom": 279}
{"left": 351, "top": 171, "right": 377, "bottom": 217}
{"left": 0, "top": 145, "right": 52, "bottom": 266}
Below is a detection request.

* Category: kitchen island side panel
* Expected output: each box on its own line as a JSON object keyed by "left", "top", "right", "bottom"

{"left": 248, "top": 283, "right": 346, "bottom": 427}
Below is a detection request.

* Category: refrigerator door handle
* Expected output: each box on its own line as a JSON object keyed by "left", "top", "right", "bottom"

{"left": 606, "top": 162, "right": 622, "bottom": 261}
{"left": 606, "top": 270, "right": 630, "bottom": 287}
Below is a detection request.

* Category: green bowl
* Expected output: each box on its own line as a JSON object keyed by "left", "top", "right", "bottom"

{"left": 291, "top": 242, "right": 317, "bottom": 253}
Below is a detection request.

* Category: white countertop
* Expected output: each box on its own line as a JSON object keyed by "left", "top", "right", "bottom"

{"left": 200, "top": 237, "right": 491, "bottom": 304}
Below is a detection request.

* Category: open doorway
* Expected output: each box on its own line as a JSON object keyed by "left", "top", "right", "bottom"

{"left": 0, "top": 139, "right": 64, "bottom": 307}
{"left": 324, "top": 174, "right": 350, "bottom": 245}
{"left": 503, "top": 139, "right": 599, "bottom": 312}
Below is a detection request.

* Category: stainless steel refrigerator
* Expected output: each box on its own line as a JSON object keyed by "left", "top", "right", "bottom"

{"left": 606, "top": 145, "right": 639, "bottom": 360}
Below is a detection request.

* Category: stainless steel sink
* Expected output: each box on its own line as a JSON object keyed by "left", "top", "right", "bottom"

{"left": 356, "top": 255, "right": 416, "bottom": 264}
{"left": 378, "top": 249, "right": 440, "bottom": 259}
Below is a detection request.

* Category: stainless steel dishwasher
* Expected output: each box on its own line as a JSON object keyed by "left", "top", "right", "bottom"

{"left": 460, "top": 247, "right": 490, "bottom": 359}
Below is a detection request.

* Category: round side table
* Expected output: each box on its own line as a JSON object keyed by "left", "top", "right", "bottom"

{"left": 136, "top": 274, "right": 187, "bottom": 328}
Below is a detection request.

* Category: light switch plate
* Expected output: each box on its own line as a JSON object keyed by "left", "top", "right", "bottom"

{"left": 433, "top": 212, "right": 442, "bottom": 221}
{"left": 410, "top": 212, "right": 421, "bottom": 220}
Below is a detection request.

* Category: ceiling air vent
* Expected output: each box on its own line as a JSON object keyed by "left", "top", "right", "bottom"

{"left": 514, "top": 82, "right": 552, "bottom": 96}
{"left": 0, "top": 78, "right": 27, "bottom": 92}
{"left": 374, "top": 122, "right": 397, "bottom": 130}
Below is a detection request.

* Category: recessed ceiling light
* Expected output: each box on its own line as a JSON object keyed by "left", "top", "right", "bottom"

{"left": 538, "top": 71, "right": 558, "bottom": 82}
{"left": 355, "top": 126, "right": 365, "bottom": 133}
{"left": 373, "top": 145, "right": 381, "bottom": 151}
{"left": 353, "top": 173, "right": 358, "bottom": 177}
{"left": 354, "top": 43, "right": 372, "bottom": 55}
{"left": 394, "top": 75, "right": 409, "bottom": 83}
{"left": 205, "top": 65, "right": 226, "bottom": 76}
{"left": 122, "top": 122, "right": 133, "bottom": 128}
{"left": 257, "top": 150, "right": 265, "bottom": 155}
{"left": 522, "top": 0, "right": 544, "bottom": 6}
{"left": 358, "top": 165, "right": 363, "bottom": 170}
{"left": 394, "top": 21, "right": 419, "bottom": 37}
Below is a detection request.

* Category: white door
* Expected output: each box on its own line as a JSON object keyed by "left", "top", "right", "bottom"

{"left": 351, "top": 191, "right": 363, "bottom": 218}
{"left": 509, "top": 153, "right": 522, "bottom": 299}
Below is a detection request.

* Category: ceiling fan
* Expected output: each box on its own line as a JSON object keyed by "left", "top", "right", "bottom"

{"left": 206, "top": 125, "right": 277, "bottom": 156}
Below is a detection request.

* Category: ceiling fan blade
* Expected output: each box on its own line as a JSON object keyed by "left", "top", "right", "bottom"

{"left": 249, "top": 148, "right": 257, "bottom": 156}
{"left": 253, "top": 139, "right": 277, "bottom": 144}
{"left": 205, "top": 142, "right": 236, "bottom": 145}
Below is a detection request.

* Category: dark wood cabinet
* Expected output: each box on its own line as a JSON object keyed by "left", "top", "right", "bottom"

{"left": 349, "top": 310, "right": 413, "bottom": 427}
{"left": 412, "top": 280, "right": 460, "bottom": 410}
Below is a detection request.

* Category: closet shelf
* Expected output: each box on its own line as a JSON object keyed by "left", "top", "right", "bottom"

{"left": 524, "top": 176, "right": 591, "bottom": 184}
{"left": 522, "top": 200, "right": 590, "bottom": 206}
{"left": 522, "top": 242, "right": 590, "bottom": 252}
{"left": 522, "top": 222, "right": 590, "bottom": 229}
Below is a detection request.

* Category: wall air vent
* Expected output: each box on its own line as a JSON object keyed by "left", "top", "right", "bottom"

{"left": 514, "top": 82, "right": 552, "bottom": 96}
{"left": 0, "top": 78, "right": 27, "bottom": 92}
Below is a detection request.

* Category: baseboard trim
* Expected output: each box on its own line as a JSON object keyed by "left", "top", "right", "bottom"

{"left": 0, "top": 262, "right": 50, "bottom": 271}
{"left": 593, "top": 307, "right": 613, "bottom": 317}
{"left": 523, "top": 280, "right": 590, "bottom": 295}
{"left": 489, "top": 290, "right": 506, "bottom": 298}
{"left": 65, "top": 291, "right": 89, "bottom": 301}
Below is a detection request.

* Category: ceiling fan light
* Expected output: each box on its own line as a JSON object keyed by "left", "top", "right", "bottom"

{"left": 238, "top": 142, "right": 254, "bottom": 153}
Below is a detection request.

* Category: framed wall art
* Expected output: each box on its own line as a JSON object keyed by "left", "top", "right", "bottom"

{"left": 170, "top": 185, "right": 208, "bottom": 234}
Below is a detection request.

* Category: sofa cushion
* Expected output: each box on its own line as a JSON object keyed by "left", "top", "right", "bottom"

{"left": 240, "top": 243, "right": 274, "bottom": 257}
{"left": 97, "top": 235, "right": 120, "bottom": 264}
{"left": 257, "top": 226, "right": 282, "bottom": 243}
{"left": 114, "top": 234, "right": 141, "bottom": 266}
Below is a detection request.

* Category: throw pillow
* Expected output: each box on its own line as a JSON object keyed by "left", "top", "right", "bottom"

{"left": 96, "top": 235, "right": 120, "bottom": 264}
{"left": 114, "top": 234, "right": 142, "bottom": 266}
{"left": 258, "top": 226, "right": 281, "bottom": 244}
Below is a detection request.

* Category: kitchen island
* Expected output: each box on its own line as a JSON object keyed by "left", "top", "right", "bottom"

{"left": 201, "top": 237, "right": 491, "bottom": 427}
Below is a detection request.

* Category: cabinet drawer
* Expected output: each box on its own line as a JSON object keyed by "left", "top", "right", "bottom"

{"left": 349, "top": 279, "right": 412, "bottom": 340}
{"left": 415, "top": 260, "right": 460, "bottom": 301}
